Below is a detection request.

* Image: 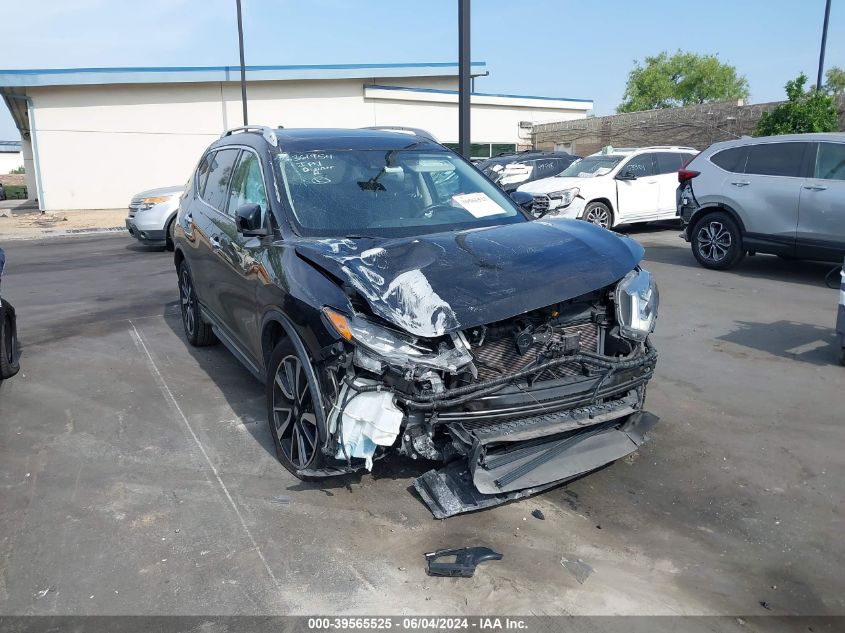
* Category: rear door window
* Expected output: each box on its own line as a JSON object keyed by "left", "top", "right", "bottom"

{"left": 744, "top": 142, "right": 807, "bottom": 177}
{"left": 655, "top": 152, "right": 684, "bottom": 174}
{"left": 814, "top": 142, "right": 845, "bottom": 181}
{"left": 195, "top": 151, "right": 215, "bottom": 196}
{"left": 201, "top": 148, "right": 240, "bottom": 212}
{"left": 623, "top": 153, "right": 656, "bottom": 177}
{"left": 710, "top": 146, "right": 747, "bottom": 172}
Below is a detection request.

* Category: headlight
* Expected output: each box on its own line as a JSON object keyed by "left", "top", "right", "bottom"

{"left": 614, "top": 268, "right": 659, "bottom": 341}
{"left": 545, "top": 187, "right": 579, "bottom": 209}
{"left": 139, "top": 195, "right": 174, "bottom": 210}
{"left": 323, "top": 307, "right": 472, "bottom": 373}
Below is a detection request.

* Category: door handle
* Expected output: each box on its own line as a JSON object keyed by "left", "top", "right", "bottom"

{"left": 647, "top": 180, "right": 657, "bottom": 184}
{"left": 803, "top": 185, "right": 828, "bottom": 191}
{"left": 731, "top": 181, "right": 751, "bottom": 187}
{"left": 210, "top": 235, "right": 221, "bottom": 250}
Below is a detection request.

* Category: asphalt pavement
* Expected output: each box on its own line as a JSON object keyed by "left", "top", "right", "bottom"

{"left": 0, "top": 228, "right": 842, "bottom": 618}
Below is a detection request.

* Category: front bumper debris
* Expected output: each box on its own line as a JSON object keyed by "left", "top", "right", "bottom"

{"left": 414, "top": 411, "right": 658, "bottom": 519}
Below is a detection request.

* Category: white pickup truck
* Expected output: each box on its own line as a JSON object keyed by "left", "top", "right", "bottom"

{"left": 517, "top": 146, "right": 697, "bottom": 228}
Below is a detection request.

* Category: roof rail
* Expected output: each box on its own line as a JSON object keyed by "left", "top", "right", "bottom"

{"left": 220, "top": 125, "right": 278, "bottom": 147}
{"left": 361, "top": 126, "right": 439, "bottom": 143}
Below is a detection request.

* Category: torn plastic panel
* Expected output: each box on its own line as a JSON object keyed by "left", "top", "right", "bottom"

{"left": 415, "top": 413, "right": 658, "bottom": 518}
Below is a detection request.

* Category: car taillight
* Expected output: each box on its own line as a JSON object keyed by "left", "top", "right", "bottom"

{"left": 678, "top": 169, "right": 700, "bottom": 184}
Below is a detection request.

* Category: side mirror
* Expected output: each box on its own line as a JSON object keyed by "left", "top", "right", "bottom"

{"left": 510, "top": 190, "right": 535, "bottom": 212}
{"left": 235, "top": 203, "right": 268, "bottom": 237}
{"left": 617, "top": 170, "right": 637, "bottom": 181}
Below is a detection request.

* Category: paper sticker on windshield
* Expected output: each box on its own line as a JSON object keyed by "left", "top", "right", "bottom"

{"left": 451, "top": 192, "right": 508, "bottom": 218}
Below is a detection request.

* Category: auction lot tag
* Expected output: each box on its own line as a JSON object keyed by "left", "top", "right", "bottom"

{"left": 451, "top": 192, "right": 508, "bottom": 218}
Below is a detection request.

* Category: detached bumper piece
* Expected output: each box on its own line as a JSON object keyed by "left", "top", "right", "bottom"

{"left": 425, "top": 547, "right": 502, "bottom": 578}
{"left": 414, "top": 411, "right": 658, "bottom": 519}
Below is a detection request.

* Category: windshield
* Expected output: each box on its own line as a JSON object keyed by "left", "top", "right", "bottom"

{"left": 558, "top": 155, "right": 624, "bottom": 178}
{"left": 275, "top": 149, "right": 525, "bottom": 238}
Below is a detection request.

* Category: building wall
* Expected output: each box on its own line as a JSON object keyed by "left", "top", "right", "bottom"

{"left": 533, "top": 96, "right": 845, "bottom": 156}
{"left": 28, "top": 78, "right": 588, "bottom": 209}
{"left": 0, "top": 151, "right": 23, "bottom": 174}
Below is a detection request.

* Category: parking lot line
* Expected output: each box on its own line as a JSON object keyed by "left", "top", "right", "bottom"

{"left": 128, "top": 320, "right": 282, "bottom": 592}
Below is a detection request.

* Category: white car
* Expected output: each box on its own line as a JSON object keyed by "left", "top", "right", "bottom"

{"left": 125, "top": 185, "right": 184, "bottom": 250}
{"left": 517, "top": 146, "right": 697, "bottom": 228}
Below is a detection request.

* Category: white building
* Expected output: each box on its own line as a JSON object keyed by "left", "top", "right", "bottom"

{"left": 0, "top": 62, "right": 592, "bottom": 210}
{"left": 0, "top": 141, "right": 23, "bottom": 175}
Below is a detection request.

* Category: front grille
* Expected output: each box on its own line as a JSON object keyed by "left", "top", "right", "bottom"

{"left": 531, "top": 195, "right": 550, "bottom": 214}
{"left": 471, "top": 321, "right": 599, "bottom": 381}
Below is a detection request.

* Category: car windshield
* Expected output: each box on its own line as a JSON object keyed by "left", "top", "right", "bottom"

{"left": 558, "top": 155, "right": 624, "bottom": 178}
{"left": 275, "top": 149, "right": 525, "bottom": 238}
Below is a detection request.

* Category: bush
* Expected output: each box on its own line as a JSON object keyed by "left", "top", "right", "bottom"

{"left": 754, "top": 73, "right": 838, "bottom": 136}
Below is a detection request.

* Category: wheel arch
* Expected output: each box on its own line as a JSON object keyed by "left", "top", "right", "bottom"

{"left": 173, "top": 246, "right": 185, "bottom": 272}
{"left": 261, "top": 309, "right": 330, "bottom": 444}
{"left": 586, "top": 197, "right": 615, "bottom": 214}
{"left": 688, "top": 204, "right": 747, "bottom": 235}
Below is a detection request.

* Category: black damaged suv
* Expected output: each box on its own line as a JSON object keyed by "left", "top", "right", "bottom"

{"left": 173, "top": 126, "right": 660, "bottom": 517}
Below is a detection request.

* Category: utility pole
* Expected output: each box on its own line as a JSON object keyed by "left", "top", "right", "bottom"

{"left": 236, "top": 0, "right": 248, "bottom": 125}
{"left": 458, "top": 0, "right": 471, "bottom": 159}
{"left": 817, "top": 0, "right": 832, "bottom": 90}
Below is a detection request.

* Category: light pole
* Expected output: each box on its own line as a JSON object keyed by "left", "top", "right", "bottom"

{"left": 236, "top": 0, "right": 248, "bottom": 125}
{"left": 817, "top": 0, "right": 832, "bottom": 90}
{"left": 458, "top": 0, "right": 471, "bottom": 159}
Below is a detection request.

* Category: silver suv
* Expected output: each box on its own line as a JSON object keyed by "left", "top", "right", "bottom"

{"left": 677, "top": 133, "right": 845, "bottom": 269}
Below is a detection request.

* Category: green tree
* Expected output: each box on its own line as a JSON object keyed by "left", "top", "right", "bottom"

{"left": 754, "top": 73, "right": 838, "bottom": 136}
{"left": 825, "top": 66, "right": 845, "bottom": 95}
{"left": 618, "top": 51, "right": 749, "bottom": 113}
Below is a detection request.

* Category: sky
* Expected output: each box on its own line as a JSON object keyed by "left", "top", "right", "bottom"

{"left": 0, "top": 0, "right": 843, "bottom": 140}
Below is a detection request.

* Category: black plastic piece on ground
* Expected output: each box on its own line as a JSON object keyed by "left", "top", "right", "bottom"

{"left": 425, "top": 547, "right": 503, "bottom": 577}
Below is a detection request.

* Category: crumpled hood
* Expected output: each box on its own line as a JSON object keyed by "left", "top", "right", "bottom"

{"left": 517, "top": 175, "right": 604, "bottom": 195}
{"left": 294, "top": 219, "right": 644, "bottom": 338}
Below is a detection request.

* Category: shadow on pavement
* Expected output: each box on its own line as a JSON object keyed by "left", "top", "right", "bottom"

{"left": 642, "top": 241, "right": 838, "bottom": 289}
{"left": 717, "top": 319, "right": 840, "bottom": 366}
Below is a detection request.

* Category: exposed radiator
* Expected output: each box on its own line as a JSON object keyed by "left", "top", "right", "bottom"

{"left": 471, "top": 321, "right": 599, "bottom": 381}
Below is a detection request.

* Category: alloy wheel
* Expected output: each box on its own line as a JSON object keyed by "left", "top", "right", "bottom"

{"left": 585, "top": 207, "right": 610, "bottom": 228}
{"left": 272, "top": 355, "right": 318, "bottom": 469}
{"left": 696, "top": 221, "right": 732, "bottom": 262}
{"left": 180, "top": 269, "right": 196, "bottom": 337}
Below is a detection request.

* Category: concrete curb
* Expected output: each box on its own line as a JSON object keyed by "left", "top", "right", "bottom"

{"left": 0, "top": 227, "right": 128, "bottom": 241}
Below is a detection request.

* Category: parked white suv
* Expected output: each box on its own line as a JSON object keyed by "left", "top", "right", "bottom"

{"left": 125, "top": 185, "right": 184, "bottom": 250}
{"left": 517, "top": 146, "right": 697, "bottom": 228}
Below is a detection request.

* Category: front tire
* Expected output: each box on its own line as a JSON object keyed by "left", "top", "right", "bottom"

{"left": 266, "top": 339, "right": 326, "bottom": 477}
{"left": 691, "top": 212, "right": 745, "bottom": 270}
{"left": 582, "top": 202, "right": 613, "bottom": 229}
{"left": 165, "top": 216, "right": 176, "bottom": 252}
{"left": 178, "top": 262, "right": 216, "bottom": 346}
{"left": 0, "top": 302, "right": 20, "bottom": 379}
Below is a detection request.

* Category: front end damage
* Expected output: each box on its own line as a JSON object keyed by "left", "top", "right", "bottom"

{"left": 317, "top": 271, "right": 659, "bottom": 518}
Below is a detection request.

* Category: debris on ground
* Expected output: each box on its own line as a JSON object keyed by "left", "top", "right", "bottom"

{"left": 272, "top": 495, "right": 291, "bottom": 505}
{"left": 425, "top": 547, "right": 503, "bottom": 578}
{"left": 531, "top": 509, "right": 546, "bottom": 520}
{"left": 560, "top": 557, "right": 594, "bottom": 584}
{"left": 759, "top": 600, "right": 772, "bottom": 610}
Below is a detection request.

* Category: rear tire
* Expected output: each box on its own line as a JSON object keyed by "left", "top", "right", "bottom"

{"left": 839, "top": 347, "right": 845, "bottom": 367}
{"left": 0, "top": 302, "right": 20, "bottom": 379}
{"left": 582, "top": 202, "right": 613, "bottom": 229}
{"left": 691, "top": 212, "right": 745, "bottom": 270}
{"left": 178, "top": 262, "right": 216, "bottom": 347}
{"left": 266, "top": 338, "right": 326, "bottom": 478}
